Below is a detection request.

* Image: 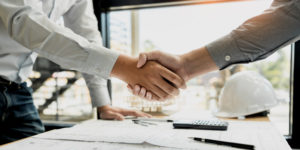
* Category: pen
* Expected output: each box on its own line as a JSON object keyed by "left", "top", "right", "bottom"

{"left": 132, "top": 120, "right": 157, "bottom": 126}
{"left": 190, "top": 137, "right": 255, "bottom": 150}
{"left": 135, "top": 118, "right": 173, "bottom": 122}
{"left": 132, "top": 120, "right": 148, "bottom": 126}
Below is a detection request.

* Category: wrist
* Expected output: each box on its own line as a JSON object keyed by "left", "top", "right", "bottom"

{"left": 181, "top": 47, "right": 218, "bottom": 79}
{"left": 98, "top": 105, "right": 110, "bottom": 112}
{"left": 110, "top": 54, "right": 137, "bottom": 81}
{"left": 177, "top": 54, "right": 190, "bottom": 81}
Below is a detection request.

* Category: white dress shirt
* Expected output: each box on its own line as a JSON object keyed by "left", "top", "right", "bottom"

{"left": 0, "top": 0, "right": 120, "bottom": 107}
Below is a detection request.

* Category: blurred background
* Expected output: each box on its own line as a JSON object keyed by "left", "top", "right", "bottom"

{"left": 30, "top": 0, "right": 291, "bottom": 137}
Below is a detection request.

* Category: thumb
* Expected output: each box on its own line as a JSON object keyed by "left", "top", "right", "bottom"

{"left": 127, "top": 84, "right": 133, "bottom": 93}
{"left": 137, "top": 51, "right": 162, "bottom": 68}
{"left": 113, "top": 112, "right": 125, "bottom": 121}
{"left": 137, "top": 53, "right": 147, "bottom": 68}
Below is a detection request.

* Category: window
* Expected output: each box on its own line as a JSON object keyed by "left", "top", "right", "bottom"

{"left": 30, "top": 60, "right": 95, "bottom": 124}
{"left": 104, "top": 0, "right": 293, "bottom": 140}
{"left": 94, "top": 0, "right": 299, "bottom": 147}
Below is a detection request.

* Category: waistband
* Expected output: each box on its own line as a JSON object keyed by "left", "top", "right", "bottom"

{"left": 0, "top": 77, "right": 23, "bottom": 88}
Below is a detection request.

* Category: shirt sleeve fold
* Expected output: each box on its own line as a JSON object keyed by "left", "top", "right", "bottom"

{"left": 206, "top": 0, "right": 300, "bottom": 69}
{"left": 0, "top": 0, "right": 119, "bottom": 80}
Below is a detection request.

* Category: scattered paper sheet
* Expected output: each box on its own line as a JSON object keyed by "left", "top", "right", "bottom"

{"left": 146, "top": 121, "right": 292, "bottom": 150}
{"left": 34, "top": 120, "right": 158, "bottom": 144}
{"left": 28, "top": 120, "right": 292, "bottom": 150}
{"left": 0, "top": 138, "right": 180, "bottom": 150}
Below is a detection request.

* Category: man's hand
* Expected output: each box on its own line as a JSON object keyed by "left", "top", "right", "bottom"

{"left": 127, "top": 51, "right": 188, "bottom": 100}
{"left": 128, "top": 47, "right": 218, "bottom": 99}
{"left": 137, "top": 51, "right": 189, "bottom": 81}
{"left": 111, "top": 54, "right": 186, "bottom": 100}
{"left": 98, "top": 105, "right": 151, "bottom": 121}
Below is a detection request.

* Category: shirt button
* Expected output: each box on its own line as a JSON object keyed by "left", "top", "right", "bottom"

{"left": 225, "top": 55, "right": 231, "bottom": 61}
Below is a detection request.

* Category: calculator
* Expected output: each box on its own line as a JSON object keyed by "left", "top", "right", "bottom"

{"left": 173, "top": 120, "right": 228, "bottom": 131}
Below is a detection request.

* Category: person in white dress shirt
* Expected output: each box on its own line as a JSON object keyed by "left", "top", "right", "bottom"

{"left": 0, "top": 0, "right": 186, "bottom": 144}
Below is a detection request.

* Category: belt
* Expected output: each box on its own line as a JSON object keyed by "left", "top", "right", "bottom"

{"left": 0, "top": 77, "right": 18, "bottom": 86}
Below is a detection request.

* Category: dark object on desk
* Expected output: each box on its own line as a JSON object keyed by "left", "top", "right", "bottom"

{"left": 43, "top": 121, "right": 75, "bottom": 132}
{"left": 134, "top": 118, "right": 173, "bottom": 122}
{"left": 132, "top": 120, "right": 157, "bottom": 126}
{"left": 190, "top": 137, "right": 255, "bottom": 150}
{"left": 173, "top": 120, "right": 228, "bottom": 130}
{"left": 246, "top": 110, "right": 269, "bottom": 117}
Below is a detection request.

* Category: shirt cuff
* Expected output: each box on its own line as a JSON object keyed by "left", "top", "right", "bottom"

{"left": 82, "top": 45, "right": 120, "bottom": 80}
{"left": 206, "top": 34, "right": 250, "bottom": 70}
{"left": 89, "top": 85, "right": 111, "bottom": 107}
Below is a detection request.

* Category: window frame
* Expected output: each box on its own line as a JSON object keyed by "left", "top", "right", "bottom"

{"left": 287, "top": 41, "right": 300, "bottom": 148}
{"left": 93, "top": 0, "right": 299, "bottom": 148}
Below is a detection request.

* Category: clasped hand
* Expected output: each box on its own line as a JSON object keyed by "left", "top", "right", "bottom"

{"left": 126, "top": 51, "right": 189, "bottom": 100}
{"left": 126, "top": 47, "right": 218, "bottom": 100}
{"left": 111, "top": 54, "right": 186, "bottom": 101}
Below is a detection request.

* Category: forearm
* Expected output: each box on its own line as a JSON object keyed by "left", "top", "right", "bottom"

{"left": 180, "top": 47, "right": 218, "bottom": 80}
{"left": 206, "top": 0, "right": 300, "bottom": 69}
{"left": 110, "top": 54, "right": 136, "bottom": 82}
{"left": 0, "top": 0, "right": 119, "bottom": 79}
{"left": 111, "top": 54, "right": 185, "bottom": 100}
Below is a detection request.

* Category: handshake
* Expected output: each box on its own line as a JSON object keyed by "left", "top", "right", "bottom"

{"left": 110, "top": 47, "right": 218, "bottom": 101}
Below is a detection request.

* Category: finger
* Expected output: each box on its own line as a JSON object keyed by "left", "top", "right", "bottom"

{"left": 100, "top": 111, "right": 124, "bottom": 121}
{"left": 148, "top": 83, "right": 169, "bottom": 100}
{"left": 143, "top": 112, "right": 152, "bottom": 118}
{"left": 137, "top": 51, "right": 164, "bottom": 68}
{"left": 160, "top": 67, "right": 186, "bottom": 90}
{"left": 146, "top": 51, "right": 161, "bottom": 61}
{"left": 146, "top": 89, "right": 159, "bottom": 101}
{"left": 113, "top": 113, "right": 125, "bottom": 121}
{"left": 120, "top": 109, "right": 152, "bottom": 118}
{"left": 133, "top": 85, "right": 141, "bottom": 95}
{"left": 153, "top": 77, "right": 179, "bottom": 97}
{"left": 151, "top": 94, "right": 160, "bottom": 101}
{"left": 138, "top": 87, "right": 147, "bottom": 98}
{"left": 137, "top": 53, "right": 147, "bottom": 68}
{"left": 146, "top": 92, "right": 152, "bottom": 100}
{"left": 127, "top": 84, "right": 133, "bottom": 93}
{"left": 134, "top": 110, "right": 152, "bottom": 118}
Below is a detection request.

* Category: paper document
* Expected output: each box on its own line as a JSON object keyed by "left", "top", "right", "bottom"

{"left": 33, "top": 120, "right": 291, "bottom": 150}
{"left": 35, "top": 120, "right": 158, "bottom": 144}
{"left": 146, "top": 121, "right": 291, "bottom": 150}
{"left": 0, "top": 138, "right": 180, "bottom": 150}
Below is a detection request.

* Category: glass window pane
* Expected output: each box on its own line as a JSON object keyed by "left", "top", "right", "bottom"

{"left": 31, "top": 17, "right": 95, "bottom": 123}
{"left": 30, "top": 69, "right": 94, "bottom": 122}
{"left": 109, "top": 11, "right": 133, "bottom": 107}
{"left": 109, "top": 0, "right": 290, "bottom": 135}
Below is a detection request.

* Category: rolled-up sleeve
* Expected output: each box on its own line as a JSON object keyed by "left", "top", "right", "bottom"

{"left": 0, "top": 0, "right": 119, "bottom": 79}
{"left": 206, "top": 0, "right": 300, "bottom": 69}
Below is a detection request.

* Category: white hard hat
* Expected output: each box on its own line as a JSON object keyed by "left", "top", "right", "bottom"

{"left": 214, "top": 71, "right": 279, "bottom": 118}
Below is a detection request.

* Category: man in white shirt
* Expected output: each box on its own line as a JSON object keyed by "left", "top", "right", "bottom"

{"left": 0, "top": 0, "right": 186, "bottom": 144}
